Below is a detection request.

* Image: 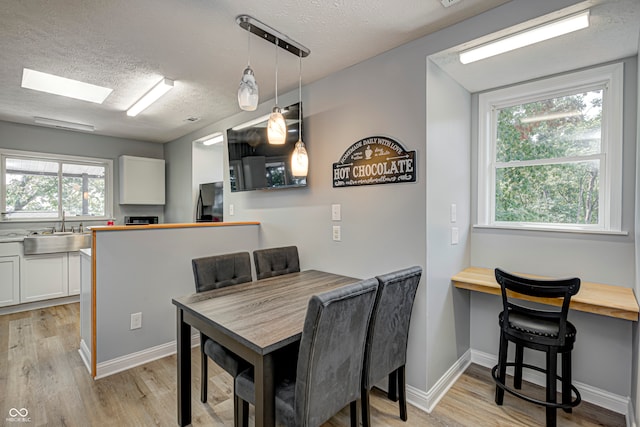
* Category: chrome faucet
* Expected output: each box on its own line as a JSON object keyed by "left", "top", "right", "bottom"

{"left": 60, "top": 210, "right": 66, "bottom": 232}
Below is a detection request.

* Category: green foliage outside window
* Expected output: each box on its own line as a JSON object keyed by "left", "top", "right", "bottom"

{"left": 494, "top": 90, "right": 602, "bottom": 225}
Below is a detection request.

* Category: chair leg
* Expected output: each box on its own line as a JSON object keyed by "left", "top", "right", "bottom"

{"left": 495, "top": 333, "right": 508, "bottom": 405}
{"left": 200, "top": 347, "right": 208, "bottom": 403}
{"left": 235, "top": 396, "right": 249, "bottom": 427}
{"left": 361, "top": 387, "right": 372, "bottom": 427}
{"left": 350, "top": 401, "right": 358, "bottom": 427}
{"left": 388, "top": 370, "right": 398, "bottom": 401}
{"left": 562, "top": 352, "right": 572, "bottom": 414}
{"left": 546, "top": 349, "right": 558, "bottom": 427}
{"left": 514, "top": 344, "right": 524, "bottom": 389}
{"left": 398, "top": 365, "right": 408, "bottom": 421}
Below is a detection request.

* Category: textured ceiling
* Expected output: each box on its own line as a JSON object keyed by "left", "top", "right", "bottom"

{"left": 0, "top": 0, "right": 637, "bottom": 144}
{"left": 0, "top": 0, "right": 510, "bottom": 143}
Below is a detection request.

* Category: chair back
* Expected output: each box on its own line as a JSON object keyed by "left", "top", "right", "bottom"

{"left": 192, "top": 252, "right": 252, "bottom": 292}
{"left": 494, "top": 268, "right": 580, "bottom": 346}
{"left": 362, "top": 266, "right": 422, "bottom": 389}
{"left": 253, "top": 246, "right": 300, "bottom": 280}
{"left": 294, "top": 278, "right": 378, "bottom": 427}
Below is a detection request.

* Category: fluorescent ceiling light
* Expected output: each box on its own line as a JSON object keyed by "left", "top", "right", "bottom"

{"left": 21, "top": 68, "right": 113, "bottom": 104}
{"left": 195, "top": 132, "right": 224, "bottom": 145}
{"left": 127, "top": 78, "right": 174, "bottom": 117}
{"left": 34, "top": 117, "right": 95, "bottom": 132}
{"left": 459, "top": 10, "right": 590, "bottom": 64}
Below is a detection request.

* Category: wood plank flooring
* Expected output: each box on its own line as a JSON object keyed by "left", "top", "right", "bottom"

{"left": 0, "top": 303, "right": 626, "bottom": 426}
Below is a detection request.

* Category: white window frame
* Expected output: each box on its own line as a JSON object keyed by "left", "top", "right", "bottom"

{"left": 0, "top": 148, "right": 114, "bottom": 222}
{"left": 477, "top": 63, "right": 623, "bottom": 234}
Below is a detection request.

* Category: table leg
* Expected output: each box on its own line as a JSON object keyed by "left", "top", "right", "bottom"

{"left": 254, "top": 353, "right": 275, "bottom": 427}
{"left": 177, "top": 308, "right": 192, "bottom": 426}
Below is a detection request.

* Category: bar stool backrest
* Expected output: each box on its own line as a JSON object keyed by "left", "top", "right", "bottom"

{"left": 494, "top": 268, "right": 580, "bottom": 347}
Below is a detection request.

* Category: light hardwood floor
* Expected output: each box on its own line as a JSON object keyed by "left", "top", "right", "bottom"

{"left": 0, "top": 303, "right": 626, "bottom": 426}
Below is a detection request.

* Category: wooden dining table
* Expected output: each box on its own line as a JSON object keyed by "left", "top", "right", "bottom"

{"left": 172, "top": 269, "right": 360, "bottom": 427}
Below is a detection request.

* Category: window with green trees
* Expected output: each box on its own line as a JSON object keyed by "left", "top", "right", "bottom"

{"left": 478, "top": 63, "right": 623, "bottom": 232}
{"left": 1, "top": 151, "right": 112, "bottom": 221}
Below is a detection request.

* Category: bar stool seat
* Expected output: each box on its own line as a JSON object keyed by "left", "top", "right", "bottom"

{"left": 492, "top": 268, "right": 582, "bottom": 427}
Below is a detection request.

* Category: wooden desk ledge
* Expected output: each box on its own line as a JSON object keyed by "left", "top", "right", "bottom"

{"left": 452, "top": 266, "right": 639, "bottom": 322}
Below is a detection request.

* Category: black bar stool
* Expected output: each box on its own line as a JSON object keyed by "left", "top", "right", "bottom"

{"left": 492, "top": 268, "right": 582, "bottom": 427}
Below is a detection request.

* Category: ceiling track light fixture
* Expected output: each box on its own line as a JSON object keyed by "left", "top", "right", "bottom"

{"left": 127, "top": 77, "right": 174, "bottom": 117}
{"left": 459, "top": 10, "right": 590, "bottom": 64}
{"left": 236, "top": 14, "right": 311, "bottom": 145}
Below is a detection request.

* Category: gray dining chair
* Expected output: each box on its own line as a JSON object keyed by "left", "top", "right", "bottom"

{"left": 191, "top": 251, "right": 253, "bottom": 426}
{"left": 235, "top": 278, "right": 379, "bottom": 427}
{"left": 361, "top": 266, "right": 422, "bottom": 427}
{"left": 253, "top": 246, "right": 300, "bottom": 279}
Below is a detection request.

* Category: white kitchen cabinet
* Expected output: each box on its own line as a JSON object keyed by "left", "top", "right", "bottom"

{"left": 0, "top": 256, "right": 20, "bottom": 307}
{"left": 21, "top": 253, "right": 69, "bottom": 303}
{"left": 68, "top": 251, "right": 81, "bottom": 296}
{"left": 119, "top": 155, "right": 165, "bottom": 205}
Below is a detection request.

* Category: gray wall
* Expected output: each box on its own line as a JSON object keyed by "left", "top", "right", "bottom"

{"left": 426, "top": 59, "right": 471, "bottom": 385}
{"left": 0, "top": 120, "right": 165, "bottom": 228}
{"left": 634, "top": 27, "right": 640, "bottom": 425}
{"left": 469, "top": 56, "right": 638, "bottom": 398}
{"left": 164, "top": 0, "right": 634, "bottom": 401}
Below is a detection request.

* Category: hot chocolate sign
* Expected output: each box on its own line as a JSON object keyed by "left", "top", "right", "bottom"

{"left": 333, "top": 136, "right": 416, "bottom": 187}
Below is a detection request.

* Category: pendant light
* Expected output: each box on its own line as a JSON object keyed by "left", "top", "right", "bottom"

{"left": 267, "top": 38, "right": 287, "bottom": 145}
{"left": 237, "top": 24, "right": 259, "bottom": 111}
{"left": 291, "top": 53, "right": 308, "bottom": 177}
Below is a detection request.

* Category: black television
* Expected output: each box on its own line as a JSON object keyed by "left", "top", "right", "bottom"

{"left": 227, "top": 102, "right": 306, "bottom": 192}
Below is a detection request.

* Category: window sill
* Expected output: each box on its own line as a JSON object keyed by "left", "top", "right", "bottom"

{"left": 473, "top": 224, "right": 628, "bottom": 236}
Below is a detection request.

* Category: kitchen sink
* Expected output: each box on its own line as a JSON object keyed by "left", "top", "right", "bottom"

{"left": 23, "top": 233, "right": 92, "bottom": 255}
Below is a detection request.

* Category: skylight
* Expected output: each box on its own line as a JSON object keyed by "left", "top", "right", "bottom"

{"left": 21, "top": 68, "right": 113, "bottom": 104}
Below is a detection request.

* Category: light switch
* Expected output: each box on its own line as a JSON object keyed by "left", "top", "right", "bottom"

{"left": 451, "top": 227, "right": 459, "bottom": 245}
{"left": 450, "top": 203, "right": 457, "bottom": 223}
{"left": 332, "top": 225, "right": 341, "bottom": 241}
{"left": 229, "top": 204, "right": 234, "bottom": 216}
{"left": 331, "top": 204, "right": 341, "bottom": 221}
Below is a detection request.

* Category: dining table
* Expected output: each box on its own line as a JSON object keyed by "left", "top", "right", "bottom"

{"left": 172, "top": 269, "right": 360, "bottom": 427}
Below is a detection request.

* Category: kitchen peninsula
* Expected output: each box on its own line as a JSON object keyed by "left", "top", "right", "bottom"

{"left": 80, "top": 222, "right": 260, "bottom": 378}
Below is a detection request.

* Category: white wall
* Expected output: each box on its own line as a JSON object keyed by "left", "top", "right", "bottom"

{"left": 0, "top": 120, "right": 165, "bottom": 227}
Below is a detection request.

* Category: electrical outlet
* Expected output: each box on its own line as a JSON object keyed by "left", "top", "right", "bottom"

{"left": 331, "top": 204, "right": 341, "bottom": 221}
{"left": 130, "top": 312, "right": 142, "bottom": 330}
{"left": 332, "top": 225, "right": 341, "bottom": 241}
{"left": 229, "top": 204, "right": 235, "bottom": 216}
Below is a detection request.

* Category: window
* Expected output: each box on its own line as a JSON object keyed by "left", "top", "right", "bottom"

{"left": 477, "top": 63, "right": 623, "bottom": 233}
{"left": 1, "top": 150, "right": 113, "bottom": 221}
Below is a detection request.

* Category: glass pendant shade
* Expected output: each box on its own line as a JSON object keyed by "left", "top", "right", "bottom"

{"left": 291, "top": 140, "right": 308, "bottom": 177}
{"left": 267, "top": 106, "right": 286, "bottom": 144}
{"left": 238, "top": 66, "right": 259, "bottom": 111}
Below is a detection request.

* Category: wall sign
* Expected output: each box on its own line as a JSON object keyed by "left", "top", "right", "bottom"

{"left": 333, "top": 136, "right": 416, "bottom": 187}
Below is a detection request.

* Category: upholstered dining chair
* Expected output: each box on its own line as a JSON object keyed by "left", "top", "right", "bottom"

{"left": 492, "top": 268, "right": 581, "bottom": 427}
{"left": 253, "top": 246, "right": 300, "bottom": 279}
{"left": 235, "top": 278, "right": 379, "bottom": 427}
{"left": 361, "top": 266, "right": 422, "bottom": 427}
{"left": 191, "top": 252, "right": 253, "bottom": 426}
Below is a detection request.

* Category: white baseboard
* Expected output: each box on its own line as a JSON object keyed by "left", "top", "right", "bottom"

{"left": 627, "top": 398, "right": 636, "bottom": 427}
{"left": 470, "top": 349, "right": 631, "bottom": 417}
{"left": 79, "top": 339, "right": 91, "bottom": 374}
{"left": 95, "top": 334, "right": 200, "bottom": 379}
